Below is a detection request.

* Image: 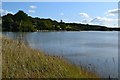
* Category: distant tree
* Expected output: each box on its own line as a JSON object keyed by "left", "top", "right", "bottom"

{"left": 2, "top": 14, "right": 14, "bottom": 31}
{"left": 2, "top": 10, "right": 119, "bottom": 32}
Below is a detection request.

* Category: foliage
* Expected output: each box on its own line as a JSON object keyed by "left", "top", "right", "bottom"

{"left": 2, "top": 10, "right": 120, "bottom": 32}
{"left": 2, "top": 10, "right": 35, "bottom": 32}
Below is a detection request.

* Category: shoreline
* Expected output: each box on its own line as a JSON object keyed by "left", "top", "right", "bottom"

{"left": 2, "top": 36, "right": 99, "bottom": 78}
{"left": 2, "top": 30, "right": 119, "bottom": 33}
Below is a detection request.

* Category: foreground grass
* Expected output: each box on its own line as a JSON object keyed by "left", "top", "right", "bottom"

{"left": 2, "top": 36, "right": 98, "bottom": 78}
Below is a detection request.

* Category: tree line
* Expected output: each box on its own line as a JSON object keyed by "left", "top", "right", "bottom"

{"left": 2, "top": 10, "right": 120, "bottom": 32}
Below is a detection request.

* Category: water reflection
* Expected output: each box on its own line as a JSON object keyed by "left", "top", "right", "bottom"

{"left": 3, "top": 31, "right": 118, "bottom": 78}
{"left": 3, "top": 32, "right": 29, "bottom": 45}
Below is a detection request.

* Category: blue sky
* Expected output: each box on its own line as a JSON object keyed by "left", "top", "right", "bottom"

{"left": 1, "top": 2, "right": 118, "bottom": 27}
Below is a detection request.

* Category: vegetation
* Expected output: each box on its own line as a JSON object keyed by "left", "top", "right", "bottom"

{"left": 2, "top": 11, "right": 36, "bottom": 32}
{"left": 2, "top": 36, "right": 98, "bottom": 78}
{"left": 2, "top": 10, "right": 120, "bottom": 32}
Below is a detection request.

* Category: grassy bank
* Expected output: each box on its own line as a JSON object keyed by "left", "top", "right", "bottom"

{"left": 2, "top": 36, "right": 98, "bottom": 78}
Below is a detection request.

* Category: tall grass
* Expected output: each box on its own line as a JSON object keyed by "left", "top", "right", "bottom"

{"left": 2, "top": 36, "right": 98, "bottom": 78}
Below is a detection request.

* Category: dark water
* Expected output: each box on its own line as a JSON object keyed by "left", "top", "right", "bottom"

{"left": 3, "top": 31, "right": 118, "bottom": 78}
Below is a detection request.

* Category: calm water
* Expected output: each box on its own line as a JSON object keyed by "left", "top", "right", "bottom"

{"left": 3, "top": 31, "right": 118, "bottom": 78}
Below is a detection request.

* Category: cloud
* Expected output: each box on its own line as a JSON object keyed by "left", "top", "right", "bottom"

{"left": 60, "top": 12, "right": 64, "bottom": 16}
{"left": 79, "top": 13, "right": 89, "bottom": 18}
{"left": 81, "top": 19, "right": 90, "bottom": 24}
{"left": 105, "top": 8, "right": 120, "bottom": 16}
{"left": 107, "top": 9, "right": 119, "bottom": 14}
{"left": 29, "top": 5, "right": 37, "bottom": 13}
{"left": 106, "top": 14, "right": 115, "bottom": 17}
{"left": 30, "top": 5, "right": 37, "bottom": 9}
{"left": 91, "top": 17, "right": 116, "bottom": 23}
{"left": 90, "top": 17, "right": 118, "bottom": 27}
{"left": 78, "top": 10, "right": 118, "bottom": 27}
{"left": 28, "top": 10, "right": 35, "bottom": 13}
{"left": 79, "top": 13, "right": 91, "bottom": 24}
{"left": 0, "top": 9, "right": 14, "bottom": 16}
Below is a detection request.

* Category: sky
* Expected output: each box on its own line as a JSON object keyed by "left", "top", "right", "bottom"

{"left": 1, "top": 2, "right": 119, "bottom": 27}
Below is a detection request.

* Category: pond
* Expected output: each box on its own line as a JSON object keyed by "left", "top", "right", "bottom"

{"left": 3, "top": 31, "right": 118, "bottom": 78}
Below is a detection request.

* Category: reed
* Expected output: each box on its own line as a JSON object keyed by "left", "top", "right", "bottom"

{"left": 2, "top": 36, "right": 98, "bottom": 78}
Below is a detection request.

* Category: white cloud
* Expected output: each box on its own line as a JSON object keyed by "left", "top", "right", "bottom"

{"left": 79, "top": 13, "right": 91, "bottom": 24}
{"left": 91, "top": 17, "right": 117, "bottom": 23}
{"left": 30, "top": 5, "right": 37, "bottom": 9}
{"left": 107, "top": 9, "right": 119, "bottom": 14}
{"left": 90, "top": 17, "right": 118, "bottom": 27}
{"left": 0, "top": 9, "right": 14, "bottom": 16}
{"left": 81, "top": 19, "right": 90, "bottom": 24}
{"left": 28, "top": 10, "right": 35, "bottom": 13}
{"left": 78, "top": 10, "right": 118, "bottom": 27}
{"left": 79, "top": 13, "right": 89, "bottom": 18}
{"left": 29, "top": 5, "right": 37, "bottom": 13}
{"left": 105, "top": 8, "right": 119, "bottom": 16}
{"left": 60, "top": 12, "right": 64, "bottom": 16}
{"left": 106, "top": 14, "right": 115, "bottom": 17}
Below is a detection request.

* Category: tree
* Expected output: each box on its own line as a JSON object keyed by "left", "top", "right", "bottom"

{"left": 2, "top": 10, "right": 119, "bottom": 31}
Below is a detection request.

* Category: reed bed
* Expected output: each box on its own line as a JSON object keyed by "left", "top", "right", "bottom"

{"left": 2, "top": 36, "right": 98, "bottom": 78}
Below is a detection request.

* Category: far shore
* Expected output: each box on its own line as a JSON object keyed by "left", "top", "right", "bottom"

{"left": 2, "top": 30, "right": 120, "bottom": 32}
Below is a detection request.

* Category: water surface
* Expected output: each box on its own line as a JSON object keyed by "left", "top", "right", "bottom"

{"left": 3, "top": 31, "right": 118, "bottom": 78}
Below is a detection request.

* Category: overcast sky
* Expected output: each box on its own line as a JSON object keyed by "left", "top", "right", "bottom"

{"left": 1, "top": 2, "right": 119, "bottom": 27}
